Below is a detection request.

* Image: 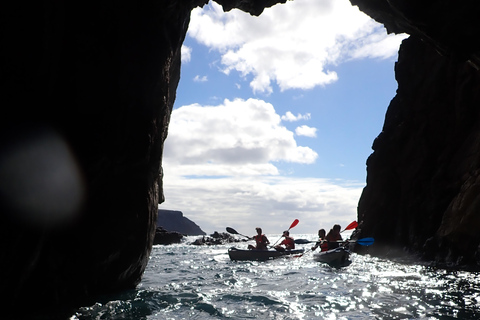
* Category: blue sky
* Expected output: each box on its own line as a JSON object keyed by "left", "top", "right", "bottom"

{"left": 160, "top": 0, "right": 408, "bottom": 235}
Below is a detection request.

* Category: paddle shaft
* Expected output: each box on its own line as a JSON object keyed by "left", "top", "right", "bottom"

{"left": 226, "top": 227, "right": 251, "bottom": 239}
{"left": 294, "top": 237, "right": 374, "bottom": 246}
{"left": 293, "top": 248, "right": 312, "bottom": 258}
{"left": 272, "top": 219, "right": 299, "bottom": 246}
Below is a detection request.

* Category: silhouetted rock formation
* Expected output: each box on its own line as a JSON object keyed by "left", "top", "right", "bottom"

{"left": 0, "top": 0, "right": 286, "bottom": 314}
{"left": 191, "top": 231, "right": 243, "bottom": 245}
{"left": 352, "top": 0, "right": 480, "bottom": 269}
{"left": 153, "top": 226, "right": 184, "bottom": 245}
{"left": 157, "top": 209, "right": 206, "bottom": 235}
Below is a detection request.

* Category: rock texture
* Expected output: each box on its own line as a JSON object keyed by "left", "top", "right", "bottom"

{"left": 349, "top": 0, "right": 480, "bottom": 68}
{"left": 153, "top": 226, "right": 184, "bottom": 245}
{"left": 157, "top": 209, "right": 206, "bottom": 235}
{"left": 2, "top": 0, "right": 480, "bottom": 314}
{"left": 0, "top": 0, "right": 286, "bottom": 314}
{"left": 191, "top": 231, "right": 242, "bottom": 245}
{"left": 351, "top": 0, "right": 480, "bottom": 268}
{"left": 357, "top": 36, "right": 480, "bottom": 266}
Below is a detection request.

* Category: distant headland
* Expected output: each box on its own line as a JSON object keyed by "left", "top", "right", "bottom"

{"left": 157, "top": 209, "right": 206, "bottom": 236}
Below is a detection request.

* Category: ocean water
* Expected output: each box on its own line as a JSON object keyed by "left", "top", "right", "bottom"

{"left": 71, "top": 235, "right": 480, "bottom": 320}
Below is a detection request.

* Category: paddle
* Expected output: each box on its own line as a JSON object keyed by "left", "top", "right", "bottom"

{"left": 355, "top": 237, "right": 374, "bottom": 246}
{"left": 293, "top": 237, "right": 374, "bottom": 258}
{"left": 294, "top": 237, "right": 374, "bottom": 246}
{"left": 293, "top": 239, "right": 311, "bottom": 244}
{"left": 293, "top": 248, "right": 312, "bottom": 258}
{"left": 341, "top": 221, "right": 358, "bottom": 233}
{"left": 226, "top": 227, "right": 250, "bottom": 239}
{"left": 271, "top": 219, "right": 299, "bottom": 246}
{"left": 293, "top": 221, "right": 358, "bottom": 244}
{"left": 293, "top": 239, "right": 326, "bottom": 257}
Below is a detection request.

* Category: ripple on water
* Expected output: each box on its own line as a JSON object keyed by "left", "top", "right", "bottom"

{"left": 68, "top": 242, "right": 480, "bottom": 320}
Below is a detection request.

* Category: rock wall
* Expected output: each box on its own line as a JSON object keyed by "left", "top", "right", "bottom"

{"left": 0, "top": 0, "right": 285, "bottom": 313}
{"left": 357, "top": 36, "right": 480, "bottom": 267}
{"left": 351, "top": 0, "right": 480, "bottom": 268}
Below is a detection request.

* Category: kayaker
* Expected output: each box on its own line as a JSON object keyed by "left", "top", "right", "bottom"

{"left": 311, "top": 228, "right": 328, "bottom": 252}
{"left": 274, "top": 230, "right": 295, "bottom": 251}
{"left": 326, "top": 224, "right": 343, "bottom": 249}
{"left": 248, "top": 227, "right": 270, "bottom": 250}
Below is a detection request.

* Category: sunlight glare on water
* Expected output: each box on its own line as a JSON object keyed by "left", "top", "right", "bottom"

{"left": 71, "top": 236, "right": 480, "bottom": 319}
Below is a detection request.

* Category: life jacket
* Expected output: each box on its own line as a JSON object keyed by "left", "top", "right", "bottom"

{"left": 281, "top": 236, "right": 295, "bottom": 250}
{"left": 254, "top": 234, "right": 268, "bottom": 248}
{"left": 320, "top": 240, "right": 329, "bottom": 251}
{"left": 325, "top": 232, "right": 343, "bottom": 250}
{"left": 326, "top": 233, "right": 342, "bottom": 242}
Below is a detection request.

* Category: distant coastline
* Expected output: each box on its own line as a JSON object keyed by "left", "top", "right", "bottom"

{"left": 157, "top": 209, "right": 206, "bottom": 235}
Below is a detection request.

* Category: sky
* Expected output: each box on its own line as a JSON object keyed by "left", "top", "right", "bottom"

{"left": 160, "top": 0, "right": 408, "bottom": 235}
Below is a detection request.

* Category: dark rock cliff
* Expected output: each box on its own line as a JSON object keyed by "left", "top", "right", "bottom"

{"left": 357, "top": 36, "right": 480, "bottom": 267}
{"left": 2, "top": 0, "right": 480, "bottom": 314}
{"left": 0, "top": 0, "right": 286, "bottom": 313}
{"left": 351, "top": 0, "right": 480, "bottom": 269}
{"left": 157, "top": 209, "right": 206, "bottom": 235}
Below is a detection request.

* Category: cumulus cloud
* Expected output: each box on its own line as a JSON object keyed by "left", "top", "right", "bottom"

{"left": 161, "top": 175, "right": 363, "bottom": 234}
{"left": 281, "top": 111, "right": 311, "bottom": 122}
{"left": 193, "top": 75, "right": 208, "bottom": 82}
{"left": 181, "top": 45, "right": 192, "bottom": 63}
{"left": 163, "top": 98, "right": 318, "bottom": 177}
{"left": 187, "top": 0, "right": 408, "bottom": 94}
{"left": 160, "top": 0, "right": 400, "bottom": 235}
{"left": 295, "top": 125, "right": 317, "bottom": 138}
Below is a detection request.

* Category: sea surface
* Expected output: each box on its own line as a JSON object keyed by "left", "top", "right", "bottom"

{"left": 70, "top": 234, "right": 480, "bottom": 320}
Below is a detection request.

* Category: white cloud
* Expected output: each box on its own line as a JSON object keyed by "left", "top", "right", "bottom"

{"left": 295, "top": 125, "right": 317, "bottom": 138}
{"left": 281, "top": 111, "right": 311, "bottom": 122}
{"left": 187, "top": 0, "right": 408, "bottom": 94}
{"left": 160, "top": 0, "right": 396, "bottom": 236}
{"left": 163, "top": 98, "right": 318, "bottom": 177}
{"left": 181, "top": 45, "right": 192, "bottom": 63}
{"left": 193, "top": 75, "right": 208, "bottom": 82}
{"left": 161, "top": 175, "right": 363, "bottom": 234}
{"left": 162, "top": 98, "right": 362, "bottom": 234}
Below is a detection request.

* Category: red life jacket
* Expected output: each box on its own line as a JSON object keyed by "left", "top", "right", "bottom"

{"left": 320, "top": 241, "right": 329, "bottom": 251}
{"left": 254, "top": 234, "right": 268, "bottom": 249}
{"left": 281, "top": 236, "right": 295, "bottom": 250}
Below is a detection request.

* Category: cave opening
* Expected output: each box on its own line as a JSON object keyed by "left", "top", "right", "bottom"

{"left": 159, "top": 0, "right": 408, "bottom": 235}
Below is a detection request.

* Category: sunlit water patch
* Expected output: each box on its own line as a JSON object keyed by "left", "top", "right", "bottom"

{"left": 70, "top": 236, "right": 480, "bottom": 319}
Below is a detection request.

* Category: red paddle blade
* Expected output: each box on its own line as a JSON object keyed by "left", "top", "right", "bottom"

{"left": 289, "top": 219, "right": 299, "bottom": 230}
{"left": 343, "top": 221, "right": 358, "bottom": 232}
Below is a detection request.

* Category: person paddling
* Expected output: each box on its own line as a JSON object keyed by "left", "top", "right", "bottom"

{"left": 326, "top": 224, "right": 343, "bottom": 249}
{"left": 311, "top": 228, "right": 328, "bottom": 252}
{"left": 274, "top": 230, "right": 295, "bottom": 251}
{"left": 248, "top": 227, "right": 270, "bottom": 250}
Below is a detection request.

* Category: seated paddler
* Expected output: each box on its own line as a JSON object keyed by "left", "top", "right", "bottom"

{"left": 248, "top": 227, "right": 270, "bottom": 250}
{"left": 274, "top": 230, "right": 295, "bottom": 251}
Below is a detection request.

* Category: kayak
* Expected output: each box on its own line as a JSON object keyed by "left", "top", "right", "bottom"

{"left": 228, "top": 247, "right": 304, "bottom": 261}
{"left": 313, "top": 247, "right": 352, "bottom": 268}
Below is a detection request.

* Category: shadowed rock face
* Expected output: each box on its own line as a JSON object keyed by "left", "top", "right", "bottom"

{"left": 357, "top": 36, "right": 480, "bottom": 267}
{"left": 351, "top": 0, "right": 480, "bottom": 269}
{"left": 0, "top": 0, "right": 286, "bottom": 313}
{"left": 2, "top": 0, "right": 480, "bottom": 313}
{"left": 350, "top": 0, "right": 480, "bottom": 67}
